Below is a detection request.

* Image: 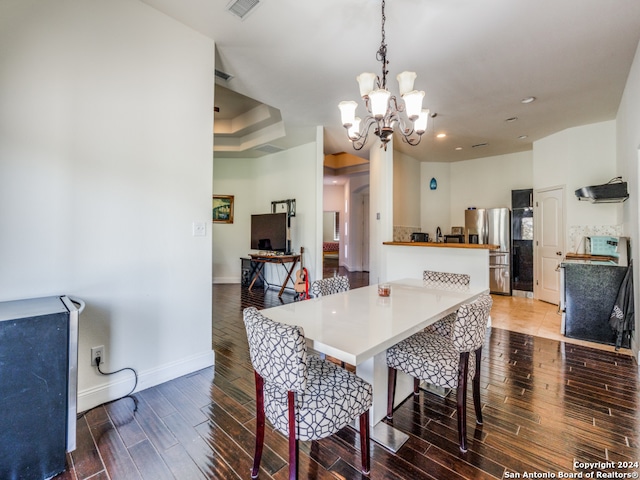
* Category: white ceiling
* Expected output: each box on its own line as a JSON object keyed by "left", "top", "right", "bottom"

{"left": 142, "top": 0, "right": 640, "bottom": 162}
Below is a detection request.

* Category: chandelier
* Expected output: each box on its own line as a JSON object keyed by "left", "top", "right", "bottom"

{"left": 338, "top": 0, "right": 429, "bottom": 151}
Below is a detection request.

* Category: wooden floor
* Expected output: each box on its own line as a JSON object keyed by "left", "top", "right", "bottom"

{"left": 57, "top": 264, "right": 639, "bottom": 479}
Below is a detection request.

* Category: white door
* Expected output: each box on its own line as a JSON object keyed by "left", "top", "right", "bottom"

{"left": 534, "top": 186, "right": 565, "bottom": 305}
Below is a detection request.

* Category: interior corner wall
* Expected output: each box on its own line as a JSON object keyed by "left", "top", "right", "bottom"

{"left": 0, "top": 0, "right": 215, "bottom": 411}
{"left": 615, "top": 38, "right": 640, "bottom": 358}
{"left": 393, "top": 151, "right": 421, "bottom": 227}
{"left": 213, "top": 141, "right": 322, "bottom": 285}
{"left": 533, "top": 120, "right": 619, "bottom": 229}
{"left": 420, "top": 162, "right": 452, "bottom": 240}
{"left": 323, "top": 184, "right": 344, "bottom": 212}
{"left": 449, "top": 151, "right": 534, "bottom": 227}
{"left": 345, "top": 173, "right": 370, "bottom": 272}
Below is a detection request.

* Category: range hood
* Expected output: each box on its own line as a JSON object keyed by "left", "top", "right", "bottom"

{"left": 575, "top": 177, "right": 629, "bottom": 203}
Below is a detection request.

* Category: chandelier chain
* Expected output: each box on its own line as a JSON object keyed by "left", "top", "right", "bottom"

{"left": 338, "top": 0, "right": 428, "bottom": 150}
{"left": 376, "top": 0, "right": 388, "bottom": 90}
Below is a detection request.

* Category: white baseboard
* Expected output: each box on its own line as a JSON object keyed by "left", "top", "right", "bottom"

{"left": 77, "top": 350, "right": 215, "bottom": 412}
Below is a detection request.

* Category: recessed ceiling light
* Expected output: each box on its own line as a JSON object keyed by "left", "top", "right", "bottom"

{"left": 505, "top": 116, "right": 518, "bottom": 122}
{"left": 521, "top": 96, "right": 536, "bottom": 104}
{"left": 436, "top": 133, "right": 446, "bottom": 138}
{"left": 455, "top": 147, "right": 463, "bottom": 151}
{"left": 518, "top": 135, "right": 528, "bottom": 140}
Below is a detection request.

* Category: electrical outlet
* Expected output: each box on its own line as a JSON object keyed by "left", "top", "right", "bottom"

{"left": 91, "top": 345, "right": 104, "bottom": 366}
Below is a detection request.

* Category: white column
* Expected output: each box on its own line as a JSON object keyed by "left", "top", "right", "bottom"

{"left": 369, "top": 138, "right": 394, "bottom": 284}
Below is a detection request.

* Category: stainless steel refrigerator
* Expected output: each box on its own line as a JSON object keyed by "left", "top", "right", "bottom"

{"left": 465, "top": 208, "right": 511, "bottom": 295}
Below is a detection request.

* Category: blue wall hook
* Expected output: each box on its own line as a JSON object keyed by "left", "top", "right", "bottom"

{"left": 429, "top": 177, "right": 437, "bottom": 190}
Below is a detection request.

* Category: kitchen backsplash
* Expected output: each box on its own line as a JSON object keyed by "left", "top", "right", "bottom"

{"left": 394, "top": 226, "right": 421, "bottom": 242}
{"left": 569, "top": 225, "right": 623, "bottom": 253}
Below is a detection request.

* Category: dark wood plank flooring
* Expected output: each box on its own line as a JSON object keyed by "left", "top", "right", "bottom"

{"left": 57, "top": 262, "right": 639, "bottom": 479}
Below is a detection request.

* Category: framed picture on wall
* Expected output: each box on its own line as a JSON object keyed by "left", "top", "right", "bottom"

{"left": 212, "top": 195, "right": 234, "bottom": 223}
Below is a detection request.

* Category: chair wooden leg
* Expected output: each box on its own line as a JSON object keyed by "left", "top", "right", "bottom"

{"left": 473, "top": 347, "right": 483, "bottom": 425}
{"left": 387, "top": 367, "right": 397, "bottom": 419}
{"left": 413, "top": 377, "right": 420, "bottom": 395}
{"left": 359, "top": 411, "right": 371, "bottom": 474}
{"left": 252, "top": 371, "right": 265, "bottom": 479}
{"left": 457, "top": 352, "right": 470, "bottom": 453}
{"left": 287, "top": 391, "right": 298, "bottom": 480}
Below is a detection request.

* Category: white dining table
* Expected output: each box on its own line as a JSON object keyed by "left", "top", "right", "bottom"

{"left": 260, "top": 277, "right": 489, "bottom": 451}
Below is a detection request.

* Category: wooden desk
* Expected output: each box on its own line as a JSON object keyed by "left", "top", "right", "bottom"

{"left": 261, "top": 278, "right": 488, "bottom": 451}
{"left": 247, "top": 254, "right": 300, "bottom": 297}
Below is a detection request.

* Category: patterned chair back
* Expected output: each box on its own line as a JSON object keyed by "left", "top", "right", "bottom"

{"left": 243, "top": 307, "right": 308, "bottom": 392}
{"left": 451, "top": 294, "right": 493, "bottom": 353}
{"left": 309, "top": 275, "right": 350, "bottom": 298}
{"left": 423, "top": 270, "right": 470, "bottom": 291}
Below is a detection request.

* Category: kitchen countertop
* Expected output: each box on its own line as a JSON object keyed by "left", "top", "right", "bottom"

{"left": 562, "top": 253, "right": 621, "bottom": 266}
{"left": 383, "top": 241, "right": 500, "bottom": 250}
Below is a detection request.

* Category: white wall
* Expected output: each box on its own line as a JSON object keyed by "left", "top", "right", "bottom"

{"left": 345, "top": 174, "right": 370, "bottom": 272}
{"left": 449, "top": 151, "right": 533, "bottom": 227}
{"left": 416, "top": 152, "right": 533, "bottom": 238}
{"left": 393, "top": 151, "right": 421, "bottom": 227}
{"left": 533, "top": 120, "right": 620, "bottom": 229}
{"left": 213, "top": 141, "right": 323, "bottom": 284}
{"left": 370, "top": 139, "right": 394, "bottom": 284}
{"left": 421, "top": 162, "right": 452, "bottom": 240}
{"left": 323, "top": 184, "right": 344, "bottom": 260}
{"left": 323, "top": 184, "right": 344, "bottom": 212}
{"left": 616, "top": 38, "right": 640, "bottom": 357}
{"left": 0, "top": 0, "right": 215, "bottom": 410}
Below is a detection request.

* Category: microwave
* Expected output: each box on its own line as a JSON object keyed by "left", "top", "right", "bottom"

{"left": 411, "top": 232, "right": 429, "bottom": 242}
{"left": 444, "top": 234, "right": 465, "bottom": 243}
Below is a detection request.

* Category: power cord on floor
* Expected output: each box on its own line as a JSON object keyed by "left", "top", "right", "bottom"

{"left": 96, "top": 355, "right": 138, "bottom": 397}
{"left": 76, "top": 356, "right": 139, "bottom": 420}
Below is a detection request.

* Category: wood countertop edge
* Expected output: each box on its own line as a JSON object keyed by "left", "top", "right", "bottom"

{"left": 383, "top": 241, "right": 500, "bottom": 250}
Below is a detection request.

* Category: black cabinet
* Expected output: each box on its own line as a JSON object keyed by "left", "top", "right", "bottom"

{"left": 512, "top": 188, "right": 533, "bottom": 209}
{"left": 562, "top": 262, "right": 629, "bottom": 348}
{"left": 511, "top": 189, "right": 533, "bottom": 293}
{"left": 0, "top": 296, "right": 79, "bottom": 480}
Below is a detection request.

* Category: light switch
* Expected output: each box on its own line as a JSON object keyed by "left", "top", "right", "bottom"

{"left": 193, "top": 222, "right": 206, "bottom": 237}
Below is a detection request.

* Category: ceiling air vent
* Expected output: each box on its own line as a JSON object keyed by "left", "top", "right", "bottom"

{"left": 215, "top": 69, "right": 233, "bottom": 82}
{"left": 255, "top": 144, "right": 284, "bottom": 154}
{"left": 226, "top": 0, "right": 261, "bottom": 20}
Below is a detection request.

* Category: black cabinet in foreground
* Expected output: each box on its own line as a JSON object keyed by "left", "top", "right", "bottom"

{"left": 562, "top": 262, "right": 629, "bottom": 348}
{"left": 0, "top": 296, "right": 80, "bottom": 480}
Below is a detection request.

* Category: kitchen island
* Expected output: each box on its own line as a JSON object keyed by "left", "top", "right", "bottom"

{"left": 382, "top": 242, "right": 498, "bottom": 291}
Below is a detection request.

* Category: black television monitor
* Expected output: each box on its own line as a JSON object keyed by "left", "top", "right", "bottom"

{"left": 250, "top": 213, "right": 289, "bottom": 253}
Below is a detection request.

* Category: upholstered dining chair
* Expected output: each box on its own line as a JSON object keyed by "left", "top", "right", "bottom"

{"left": 308, "top": 275, "right": 351, "bottom": 366}
{"left": 386, "top": 294, "right": 493, "bottom": 453}
{"left": 243, "top": 307, "right": 372, "bottom": 479}
{"left": 422, "top": 270, "right": 471, "bottom": 337}
{"left": 309, "top": 275, "right": 350, "bottom": 298}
